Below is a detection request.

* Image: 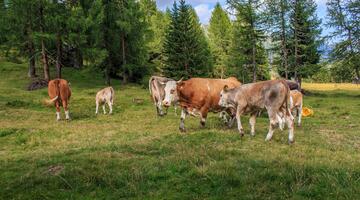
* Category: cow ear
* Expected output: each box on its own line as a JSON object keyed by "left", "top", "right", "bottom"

{"left": 223, "top": 85, "right": 229, "bottom": 92}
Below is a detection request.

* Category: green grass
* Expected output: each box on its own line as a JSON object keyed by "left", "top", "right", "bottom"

{"left": 0, "top": 61, "right": 360, "bottom": 199}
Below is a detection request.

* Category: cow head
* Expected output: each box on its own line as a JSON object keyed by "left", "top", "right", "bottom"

{"left": 219, "top": 85, "right": 234, "bottom": 108}
{"left": 162, "top": 78, "right": 182, "bottom": 107}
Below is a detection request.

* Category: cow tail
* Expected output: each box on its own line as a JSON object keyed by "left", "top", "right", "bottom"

{"left": 281, "top": 80, "right": 291, "bottom": 117}
{"left": 44, "top": 79, "right": 60, "bottom": 106}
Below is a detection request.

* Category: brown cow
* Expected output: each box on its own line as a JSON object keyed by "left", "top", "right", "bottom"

{"left": 219, "top": 80, "right": 295, "bottom": 143}
{"left": 46, "top": 79, "right": 71, "bottom": 121}
{"left": 175, "top": 77, "right": 241, "bottom": 132}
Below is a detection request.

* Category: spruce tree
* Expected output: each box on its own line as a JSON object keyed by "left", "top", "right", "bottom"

{"left": 208, "top": 3, "right": 232, "bottom": 78}
{"left": 163, "top": 0, "right": 212, "bottom": 79}
{"left": 289, "top": 0, "right": 322, "bottom": 86}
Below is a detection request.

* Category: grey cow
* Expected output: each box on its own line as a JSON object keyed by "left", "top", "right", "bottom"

{"left": 219, "top": 80, "right": 295, "bottom": 143}
{"left": 149, "top": 76, "right": 178, "bottom": 116}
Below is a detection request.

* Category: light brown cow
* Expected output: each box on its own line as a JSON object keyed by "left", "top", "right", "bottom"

{"left": 176, "top": 77, "right": 241, "bottom": 132}
{"left": 289, "top": 90, "right": 303, "bottom": 126}
{"left": 46, "top": 79, "right": 71, "bottom": 121}
{"left": 219, "top": 80, "right": 295, "bottom": 143}
{"left": 95, "top": 87, "right": 115, "bottom": 115}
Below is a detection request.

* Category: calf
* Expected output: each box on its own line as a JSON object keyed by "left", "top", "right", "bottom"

{"left": 174, "top": 77, "right": 241, "bottom": 132}
{"left": 46, "top": 79, "right": 71, "bottom": 121}
{"left": 149, "top": 76, "right": 177, "bottom": 116}
{"left": 219, "top": 80, "right": 295, "bottom": 143}
{"left": 95, "top": 87, "right": 115, "bottom": 115}
{"left": 289, "top": 90, "right": 303, "bottom": 126}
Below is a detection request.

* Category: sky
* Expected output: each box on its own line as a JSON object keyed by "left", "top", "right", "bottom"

{"left": 156, "top": 0, "right": 331, "bottom": 37}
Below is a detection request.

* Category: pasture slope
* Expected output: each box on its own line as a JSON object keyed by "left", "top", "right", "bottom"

{"left": 0, "top": 60, "right": 360, "bottom": 199}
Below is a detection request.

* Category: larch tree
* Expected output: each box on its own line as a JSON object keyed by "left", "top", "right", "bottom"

{"left": 327, "top": 0, "right": 359, "bottom": 80}
{"left": 227, "top": 0, "right": 267, "bottom": 82}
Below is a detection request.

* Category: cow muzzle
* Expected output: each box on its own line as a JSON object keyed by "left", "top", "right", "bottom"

{"left": 163, "top": 100, "right": 171, "bottom": 107}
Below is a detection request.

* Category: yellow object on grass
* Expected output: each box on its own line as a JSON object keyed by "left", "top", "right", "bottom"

{"left": 302, "top": 107, "right": 314, "bottom": 117}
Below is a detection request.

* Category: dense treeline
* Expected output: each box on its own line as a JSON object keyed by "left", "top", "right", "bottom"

{"left": 0, "top": 0, "right": 358, "bottom": 85}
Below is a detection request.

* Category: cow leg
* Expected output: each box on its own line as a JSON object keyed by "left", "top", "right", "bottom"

{"left": 200, "top": 107, "right": 208, "bottom": 127}
{"left": 55, "top": 101, "right": 61, "bottom": 121}
{"left": 103, "top": 104, "right": 107, "bottom": 114}
{"left": 228, "top": 116, "right": 236, "bottom": 128}
{"left": 95, "top": 101, "right": 99, "bottom": 115}
{"left": 236, "top": 106, "right": 244, "bottom": 136}
{"left": 157, "top": 102, "right": 164, "bottom": 116}
{"left": 249, "top": 113, "right": 257, "bottom": 136}
{"left": 108, "top": 100, "right": 113, "bottom": 114}
{"left": 179, "top": 109, "right": 188, "bottom": 132}
{"left": 285, "top": 110, "right": 295, "bottom": 144}
{"left": 265, "top": 110, "right": 278, "bottom": 141}
{"left": 297, "top": 105, "right": 302, "bottom": 127}
{"left": 276, "top": 111, "right": 285, "bottom": 131}
{"left": 62, "top": 100, "right": 70, "bottom": 120}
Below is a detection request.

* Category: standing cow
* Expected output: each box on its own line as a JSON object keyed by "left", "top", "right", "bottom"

{"left": 149, "top": 76, "right": 178, "bottom": 116}
{"left": 219, "top": 80, "right": 295, "bottom": 143}
{"left": 172, "top": 77, "right": 241, "bottom": 132}
{"left": 46, "top": 79, "right": 71, "bottom": 121}
{"left": 289, "top": 90, "right": 303, "bottom": 126}
{"left": 95, "top": 87, "right": 115, "bottom": 115}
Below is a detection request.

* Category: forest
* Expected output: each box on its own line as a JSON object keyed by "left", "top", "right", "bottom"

{"left": 0, "top": 0, "right": 358, "bottom": 86}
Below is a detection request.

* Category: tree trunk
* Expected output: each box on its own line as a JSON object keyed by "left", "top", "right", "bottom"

{"left": 40, "top": 4, "right": 50, "bottom": 81}
{"left": 280, "top": 0, "right": 288, "bottom": 79}
{"left": 28, "top": 47, "right": 36, "bottom": 78}
{"left": 121, "top": 33, "right": 128, "bottom": 84}
{"left": 294, "top": 0, "right": 299, "bottom": 85}
{"left": 252, "top": 43, "right": 257, "bottom": 82}
{"left": 56, "top": 33, "right": 62, "bottom": 78}
{"left": 26, "top": 10, "right": 36, "bottom": 78}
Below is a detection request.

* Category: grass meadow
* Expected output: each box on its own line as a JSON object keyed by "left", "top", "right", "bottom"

{"left": 0, "top": 61, "right": 360, "bottom": 199}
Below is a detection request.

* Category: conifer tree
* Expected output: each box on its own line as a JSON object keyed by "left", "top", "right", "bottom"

{"left": 227, "top": 0, "right": 267, "bottom": 82}
{"left": 289, "top": 0, "right": 322, "bottom": 86}
{"left": 208, "top": 3, "right": 232, "bottom": 78}
{"left": 163, "top": 0, "right": 212, "bottom": 79}
{"left": 327, "top": 0, "right": 359, "bottom": 80}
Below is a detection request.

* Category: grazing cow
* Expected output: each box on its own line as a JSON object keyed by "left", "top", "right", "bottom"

{"left": 46, "top": 79, "right": 71, "bottom": 121}
{"left": 286, "top": 80, "right": 300, "bottom": 90}
{"left": 149, "top": 76, "right": 177, "bottom": 116}
{"left": 219, "top": 80, "right": 295, "bottom": 143}
{"left": 175, "top": 77, "right": 241, "bottom": 132}
{"left": 95, "top": 87, "right": 115, "bottom": 115}
{"left": 289, "top": 90, "right": 303, "bottom": 126}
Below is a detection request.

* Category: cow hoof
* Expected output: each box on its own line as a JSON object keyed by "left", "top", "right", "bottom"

{"left": 251, "top": 132, "right": 255, "bottom": 137}
{"left": 200, "top": 122, "right": 206, "bottom": 127}
{"left": 179, "top": 127, "right": 186, "bottom": 132}
{"left": 288, "top": 140, "right": 295, "bottom": 144}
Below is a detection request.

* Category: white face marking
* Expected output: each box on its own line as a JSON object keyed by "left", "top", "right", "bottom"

{"left": 218, "top": 90, "right": 231, "bottom": 108}
{"left": 163, "top": 81, "right": 177, "bottom": 107}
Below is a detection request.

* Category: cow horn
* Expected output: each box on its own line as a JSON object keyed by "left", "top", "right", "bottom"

{"left": 159, "top": 81, "right": 166, "bottom": 85}
{"left": 177, "top": 77, "right": 184, "bottom": 83}
{"left": 223, "top": 85, "right": 229, "bottom": 92}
